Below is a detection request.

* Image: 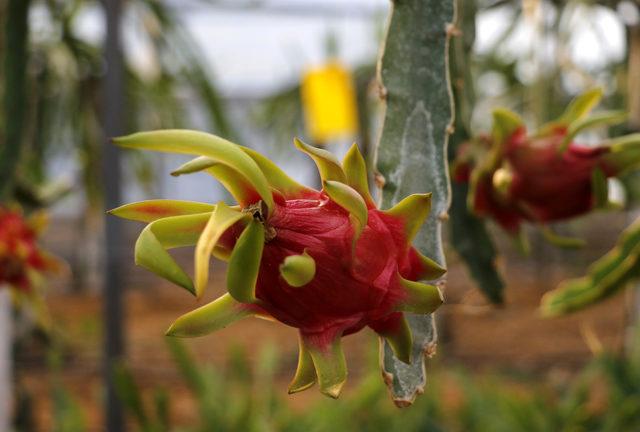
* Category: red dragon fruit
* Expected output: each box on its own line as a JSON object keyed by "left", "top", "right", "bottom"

{"left": 110, "top": 131, "right": 445, "bottom": 398}
{"left": 0, "top": 207, "right": 58, "bottom": 292}
{"left": 455, "top": 89, "right": 640, "bottom": 242}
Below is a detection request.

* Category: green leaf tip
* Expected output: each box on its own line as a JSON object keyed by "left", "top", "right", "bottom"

{"left": 375, "top": 316, "right": 413, "bottom": 365}
{"left": 131, "top": 212, "right": 237, "bottom": 294}
{"left": 342, "top": 143, "right": 374, "bottom": 206}
{"left": 384, "top": 193, "right": 432, "bottom": 243}
{"left": 540, "top": 217, "right": 640, "bottom": 316}
{"left": 170, "top": 156, "right": 216, "bottom": 176}
{"left": 109, "top": 200, "right": 215, "bottom": 223}
{"left": 396, "top": 277, "right": 443, "bottom": 314}
{"left": 293, "top": 137, "right": 346, "bottom": 183}
{"left": 279, "top": 251, "right": 316, "bottom": 288}
{"left": 173, "top": 157, "right": 274, "bottom": 208}
{"left": 165, "top": 293, "right": 254, "bottom": 337}
{"left": 603, "top": 133, "right": 640, "bottom": 175}
{"left": 288, "top": 335, "right": 317, "bottom": 394}
{"left": 241, "top": 146, "right": 314, "bottom": 199}
{"left": 113, "top": 130, "right": 274, "bottom": 213}
{"left": 559, "top": 87, "right": 603, "bottom": 125}
{"left": 195, "top": 202, "right": 250, "bottom": 298}
{"left": 174, "top": 150, "right": 314, "bottom": 200}
{"left": 414, "top": 250, "right": 447, "bottom": 280}
{"left": 304, "top": 334, "right": 348, "bottom": 399}
{"left": 135, "top": 223, "right": 196, "bottom": 295}
{"left": 323, "top": 180, "right": 368, "bottom": 240}
{"left": 227, "top": 220, "right": 265, "bottom": 303}
{"left": 562, "top": 111, "right": 628, "bottom": 151}
{"left": 492, "top": 108, "right": 524, "bottom": 145}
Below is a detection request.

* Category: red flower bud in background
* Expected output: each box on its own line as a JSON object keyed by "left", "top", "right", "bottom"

{"left": 110, "top": 130, "right": 445, "bottom": 398}
{"left": 0, "top": 207, "right": 58, "bottom": 292}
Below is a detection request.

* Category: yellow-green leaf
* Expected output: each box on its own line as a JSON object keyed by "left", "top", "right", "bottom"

{"left": 293, "top": 137, "right": 346, "bottom": 183}
{"left": 395, "top": 276, "right": 443, "bottom": 314}
{"left": 304, "top": 333, "right": 347, "bottom": 399}
{"left": 342, "top": 143, "right": 374, "bottom": 206}
{"left": 165, "top": 293, "right": 254, "bottom": 337}
{"left": 173, "top": 157, "right": 271, "bottom": 208}
{"left": 227, "top": 220, "right": 265, "bottom": 303}
{"left": 375, "top": 315, "right": 413, "bottom": 365}
{"left": 241, "top": 147, "right": 314, "bottom": 198}
{"left": 135, "top": 225, "right": 195, "bottom": 294}
{"left": 602, "top": 133, "right": 640, "bottom": 175}
{"left": 559, "top": 111, "right": 627, "bottom": 152}
{"left": 323, "top": 180, "right": 368, "bottom": 240}
{"left": 114, "top": 130, "right": 274, "bottom": 213}
{"left": 541, "top": 217, "right": 640, "bottom": 316}
{"left": 171, "top": 156, "right": 216, "bottom": 176}
{"left": 109, "top": 200, "right": 215, "bottom": 223}
{"left": 195, "top": 202, "right": 250, "bottom": 298}
{"left": 383, "top": 193, "right": 432, "bottom": 243}
{"left": 559, "top": 87, "right": 603, "bottom": 125}
{"left": 288, "top": 334, "right": 317, "bottom": 394}
{"left": 414, "top": 250, "right": 447, "bottom": 280}
{"left": 133, "top": 212, "right": 236, "bottom": 295}
{"left": 492, "top": 108, "right": 524, "bottom": 145}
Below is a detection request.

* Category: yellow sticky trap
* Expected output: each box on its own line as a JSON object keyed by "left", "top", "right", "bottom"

{"left": 301, "top": 62, "right": 359, "bottom": 144}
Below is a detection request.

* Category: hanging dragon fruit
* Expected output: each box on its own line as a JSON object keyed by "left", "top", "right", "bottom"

{"left": 453, "top": 88, "right": 640, "bottom": 246}
{"left": 110, "top": 130, "right": 445, "bottom": 398}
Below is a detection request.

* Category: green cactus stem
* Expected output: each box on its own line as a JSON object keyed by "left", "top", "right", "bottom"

{"left": 374, "top": 0, "right": 455, "bottom": 406}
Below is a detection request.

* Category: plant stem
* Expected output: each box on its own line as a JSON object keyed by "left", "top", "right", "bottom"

{"left": 375, "top": 0, "right": 455, "bottom": 406}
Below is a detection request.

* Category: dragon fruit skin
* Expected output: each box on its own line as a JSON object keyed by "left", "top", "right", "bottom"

{"left": 110, "top": 131, "right": 445, "bottom": 398}
{"left": 472, "top": 127, "right": 607, "bottom": 232}
{"left": 461, "top": 89, "right": 640, "bottom": 236}
{"left": 0, "top": 207, "right": 57, "bottom": 291}
{"left": 506, "top": 128, "right": 610, "bottom": 221}
{"left": 256, "top": 194, "right": 436, "bottom": 337}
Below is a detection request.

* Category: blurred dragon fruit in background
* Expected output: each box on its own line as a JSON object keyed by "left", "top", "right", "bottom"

{"left": 453, "top": 89, "right": 640, "bottom": 244}
{"left": 110, "top": 131, "right": 445, "bottom": 398}
{"left": 0, "top": 207, "right": 59, "bottom": 292}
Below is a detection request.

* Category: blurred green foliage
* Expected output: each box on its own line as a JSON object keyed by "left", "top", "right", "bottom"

{"left": 542, "top": 215, "right": 640, "bottom": 316}
{"left": 105, "top": 340, "right": 640, "bottom": 432}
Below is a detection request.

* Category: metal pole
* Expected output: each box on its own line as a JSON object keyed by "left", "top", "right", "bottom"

{"left": 102, "top": 0, "right": 125, "bottom": 430}
{"left": 0, "top": 289, "right": 12, "bottom": 431}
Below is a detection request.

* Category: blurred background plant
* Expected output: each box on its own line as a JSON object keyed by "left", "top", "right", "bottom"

{"left": 30, "top": 336, "right": 640, "bottom": 432}
{"left": 0, "top": 0, "right": 233, "bottom": 291}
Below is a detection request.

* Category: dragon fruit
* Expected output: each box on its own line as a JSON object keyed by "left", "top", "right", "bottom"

{"left": 454, "top": 89, "right": 640, "bottom": 241}
{"left": 0, "top": 207, "right": 58, "bottom": 292}
{"left": 110, "top": 130, "right": 445, "bottom": 398}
